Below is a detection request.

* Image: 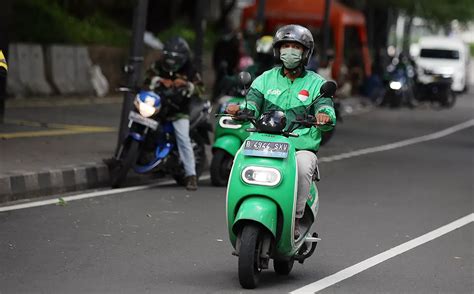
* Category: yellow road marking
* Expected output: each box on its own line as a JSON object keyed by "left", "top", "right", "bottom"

{"left": 1, "top": 119, "right": 116, "bottom": 139}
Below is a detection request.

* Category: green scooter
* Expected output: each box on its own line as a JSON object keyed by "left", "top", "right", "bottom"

{"left": 211, "top": 84, "right": 251, "bottom": 186}
{"left": 226, "top": 72, "right": 336, "bottom": 289}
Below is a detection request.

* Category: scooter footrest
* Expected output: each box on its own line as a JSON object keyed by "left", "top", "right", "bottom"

{"left": 305, "top": 236, "right": 321, "bottom": 243}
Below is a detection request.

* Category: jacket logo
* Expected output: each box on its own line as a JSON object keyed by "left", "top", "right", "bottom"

{"left": 267, "top": 89, "right": 282, "bottom": 96}
{"left": 298, "top": 89, "right": 310, "bottom": 102}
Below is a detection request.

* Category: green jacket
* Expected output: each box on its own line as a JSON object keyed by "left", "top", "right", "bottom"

{"left": 243, "top": 66, "right": 336, "bottom": 152}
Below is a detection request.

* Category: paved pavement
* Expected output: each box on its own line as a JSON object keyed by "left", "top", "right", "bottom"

{"left": 0, "top": 91, "right": 472, "bottom": 293}
{"left": 0, "top": 96, "right": 121, "bottom": 202}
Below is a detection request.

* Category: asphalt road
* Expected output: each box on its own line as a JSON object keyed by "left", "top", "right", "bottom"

{"left": 1, "top": 93, "right": 473, "bottom": 294}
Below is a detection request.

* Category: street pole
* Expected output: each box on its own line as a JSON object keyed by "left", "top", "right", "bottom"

{"left": 255, "top": 0, "right": 266, "bottom": 36}
{"left": 115, "top": 0, "right": 149, "bottom": 155}
{"left": 321, "top": 0, "right": 331, "bottom": 66}
{"left": 194, "top": 0, "right": 205, "bottom": 74}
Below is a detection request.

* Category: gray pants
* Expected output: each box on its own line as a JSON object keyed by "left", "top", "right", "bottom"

{"left": 296, "top": 150, "right": 318, "bottom": 219}
{"left": 172, "top": 118, "right": 196, "bottom": 177}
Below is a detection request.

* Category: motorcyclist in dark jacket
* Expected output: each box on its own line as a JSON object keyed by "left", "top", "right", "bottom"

{"left": 144, "top": 36, "right": 205, "bottom": 190}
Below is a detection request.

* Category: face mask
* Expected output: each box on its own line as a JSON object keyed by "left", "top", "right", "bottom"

{"left": 280, "top": 47, "right": 303, "bottom": 69}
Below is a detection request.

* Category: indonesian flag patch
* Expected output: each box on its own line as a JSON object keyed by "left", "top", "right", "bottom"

{"left": 298, "top": 89, "right": 310, "bottom": 102}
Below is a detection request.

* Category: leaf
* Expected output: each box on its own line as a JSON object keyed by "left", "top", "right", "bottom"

{"left": 57, "top": 197, "right": 67, "bottom": 206}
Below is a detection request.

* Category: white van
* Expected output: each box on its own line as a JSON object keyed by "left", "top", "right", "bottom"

{"left": 413, "top": 36, "right": 470, "bottom": 92}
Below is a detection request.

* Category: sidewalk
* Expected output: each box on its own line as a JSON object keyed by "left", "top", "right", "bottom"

{"left": 0, "top": 96, "right": 123, "bottom": 203}
{"left": 0, "top": 94, "right": 371, "bottom": 204}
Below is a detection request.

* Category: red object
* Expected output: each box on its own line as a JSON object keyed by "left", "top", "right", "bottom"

{"left": 298, "top": 89, "right": 309, "bottom": 96}
{"left": 242, "top": 0, "right": 372, "bottom": 81}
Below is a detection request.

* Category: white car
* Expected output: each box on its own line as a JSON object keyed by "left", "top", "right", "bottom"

{"left": 412, "top": 36, "right": 470, "bottom": 92}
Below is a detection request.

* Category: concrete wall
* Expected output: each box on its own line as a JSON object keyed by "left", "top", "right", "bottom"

{"left": 7, "top": 43, "right": 53, "bottom": 96}
{"left": 6, "top": 44, "right": 214, "bottom": 98}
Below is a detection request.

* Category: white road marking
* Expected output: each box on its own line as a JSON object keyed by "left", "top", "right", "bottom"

{"left": 1, "top": 119, "right": 472, "bottom": 212}
{"left": 0, "top": 176, "right": 209, "bottom": 212}
{"left": 290, "top": 213, "right": 474, "bottom": 294}
{"left": 319, "top": 119, "right": 474, "bottom": 163}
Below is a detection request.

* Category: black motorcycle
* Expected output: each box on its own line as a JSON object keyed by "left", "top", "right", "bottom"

{"left": 379, "top": 66, "right": 418, "bottom": 108}
{"left": 109, "top": 87, "right": 211, "bottom": 188}
{"left": 416, "top": 72, "right": 456, "bottom": 108}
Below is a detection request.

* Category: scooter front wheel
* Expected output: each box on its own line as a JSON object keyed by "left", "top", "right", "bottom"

{"left": 110, "top": 140, "right": 140, "bottom": 188}
{"left": 210, "top": 149, "right": 233, "bottom": 186}
{"left": 238, "top": 224, "right": 263, "bottom": 289}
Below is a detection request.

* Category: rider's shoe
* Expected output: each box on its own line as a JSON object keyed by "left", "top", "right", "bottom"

{"left": 185, "top": 175, "right": 198, "bottom": 191}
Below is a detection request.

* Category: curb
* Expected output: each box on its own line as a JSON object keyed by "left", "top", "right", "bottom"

{"left": 0, "top": 163, "right": 110, "bottom": 203}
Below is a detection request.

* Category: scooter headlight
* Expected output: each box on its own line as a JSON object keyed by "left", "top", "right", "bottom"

{"left": 242, "top": 166, "right": 281, "bottom": 186}
{"left": 134, "top": 97, "right": 160, "bottom": 118}
{"left": 389, "top": 81, "right": 402, "bottom": 90}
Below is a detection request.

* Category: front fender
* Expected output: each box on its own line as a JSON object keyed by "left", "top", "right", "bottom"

{"left": 129, "top": 132, "right": 145, "bottom": 142}
{"left": 213, "top": 135, "right": 242, "bottom": 156}
{"left": 233, "top": 197, "right": 277, "bottom": 239}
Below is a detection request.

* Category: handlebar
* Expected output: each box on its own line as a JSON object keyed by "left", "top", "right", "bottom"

{"left": 217, "top": 112, "right": 333, "bottom": 138}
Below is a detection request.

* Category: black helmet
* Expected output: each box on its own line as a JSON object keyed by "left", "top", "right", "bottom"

{"left": 162, "top": 36, "right": 191, "bottom": 73}
{"left": 272, "top": 24, "right": 314, "bottom": 66}
{"left": 256, "top": 110, "right": 287, "bottom": 134}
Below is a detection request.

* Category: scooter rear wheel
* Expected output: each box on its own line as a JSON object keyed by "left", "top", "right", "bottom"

{"left": 238, "top": 224, "right": 263, "bottom": 289}
{"left": 273, "top": 258, "right": 294, "bottom": 275}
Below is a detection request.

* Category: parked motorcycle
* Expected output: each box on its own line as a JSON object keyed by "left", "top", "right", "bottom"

{"left": 226, "top": 72, "right": 336, "bottom": 289}
{"left": 416, "top": 72, "right": 456, "bottom": 108}
{"left": 109, "top": 88, "right": 211, "bottom": 188}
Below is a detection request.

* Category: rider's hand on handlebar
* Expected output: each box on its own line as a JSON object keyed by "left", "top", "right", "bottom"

{"left": 173, "top": 78, "right": 188, "bottom": 88}
{"left": 160, "top": 78, "right": 174, "bottom": 88}
{"left": 225, "top": 104, "right": 240, "bottom": 115}
{"left": 315, "top": 113, "right": 331, "bottom": 125}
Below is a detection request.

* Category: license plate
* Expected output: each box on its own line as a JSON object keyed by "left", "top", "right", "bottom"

{"left": 243, "top": 140, "right": 289, "bottom": 158}
{"left": 128, "top": 111, "right": 159, "bottom": 130}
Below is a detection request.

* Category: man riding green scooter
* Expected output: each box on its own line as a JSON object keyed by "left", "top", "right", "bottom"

{"left": 226, "top": 24, "right": 336, "bottom": 238}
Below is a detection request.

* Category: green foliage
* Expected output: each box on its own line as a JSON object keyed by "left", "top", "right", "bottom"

{"left": 157, "top": 21, "right": 219, "bottom": 52}
{"left": 416, "top": 0, "right": 474, "bottom": 25}
{"left": 57, "top": 197, "right": 67, "bottom": 206}
{"left": 157, "top": 21, "right": 196, "bottom": 45}
{"left": 11, "top": 0, "right": 130, "bottom": 46}
{"left": 367, "top": 0, "right": 474, "bottom": 25}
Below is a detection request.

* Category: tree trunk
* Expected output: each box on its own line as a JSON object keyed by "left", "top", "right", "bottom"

{"left": 217, "top": 0, "right": 237, "bottom": 31}
{"left": 402, "top": 14, "right": 413, "bottom": 54}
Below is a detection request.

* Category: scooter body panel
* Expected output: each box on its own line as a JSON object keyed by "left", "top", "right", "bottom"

{"left": 214, "top": 115, "right": 251, "bottom": 143}
{"left": 213, "top": 96, "right": 251, "bottom": 153}
{"left": 233, "top": 196, "right": 278, "bottom": 237}
{"left": 212, "top": 135, "right": 242, "bottom": 156}
{"left": 227, "top": 132, "right": 317, "bottom": 257}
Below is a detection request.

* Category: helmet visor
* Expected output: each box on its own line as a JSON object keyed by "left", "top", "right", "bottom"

{"left": 162, "top": 50, "right": 187, "bottom": 72}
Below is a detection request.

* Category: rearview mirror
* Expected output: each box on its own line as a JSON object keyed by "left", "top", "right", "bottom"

{"left": 238, "top": 71, "right": 252, "bottom": 87}
{"left": 320, "top": 81, "right": 337, "bottom": 98}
